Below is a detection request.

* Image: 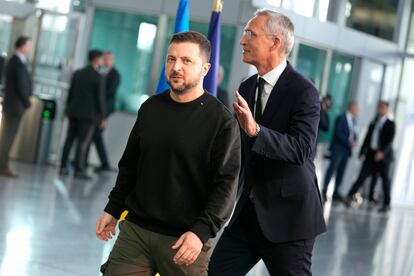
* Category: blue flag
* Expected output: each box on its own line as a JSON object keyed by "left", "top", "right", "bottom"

{"left": 156, "top": 0, "right": 189, "bottom": 93}
{"left": 204, "top": 8, "right": 221, "bottom": 96}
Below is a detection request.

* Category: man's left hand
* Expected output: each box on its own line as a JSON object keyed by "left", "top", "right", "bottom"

{"left": 172, "top": 231, "right": 203, "bottom": 266}
{"left": 374, "top": 151, "right": 384, "bottom": 161}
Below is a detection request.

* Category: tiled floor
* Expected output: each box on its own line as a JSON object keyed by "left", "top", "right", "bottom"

{"left": 0, "top": 161, "right": 413, "bottom": 276}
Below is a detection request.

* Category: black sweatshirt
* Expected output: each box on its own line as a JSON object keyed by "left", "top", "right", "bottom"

{"left": 104, "top": 91, "right": 241, "bottom": 244}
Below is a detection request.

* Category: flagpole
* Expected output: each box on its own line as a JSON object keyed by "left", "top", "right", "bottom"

{"left": 213, "top": 0, "right": 223, "bottom": 12}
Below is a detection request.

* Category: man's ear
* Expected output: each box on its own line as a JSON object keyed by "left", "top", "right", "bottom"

{"left": 202, "top": 63, "right": 211, "bottom": 76}
{"left": 271, "top": 36, "right": 282, "bottom": 50}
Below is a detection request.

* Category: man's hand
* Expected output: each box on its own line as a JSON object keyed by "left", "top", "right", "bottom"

{"left": 100, "top": 119, "right": 108, "bottom": 129}
{"left": 96, "top": 212, "right": 118, "bottom": 241}
{"left": 172, "top": 231, "right": 203, "bottom": 266}
{"left": 233, "top": 91, "right": 257, "bottom": 137}
{"left": 351, "top": 140, "right": 357, "bottom": 149}
{"left": 374, "top": 151, "right": 384, "bottom": 162}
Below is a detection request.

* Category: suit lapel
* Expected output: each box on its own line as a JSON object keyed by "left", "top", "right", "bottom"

{"left": 260, "top": 64, "right": 293, "bottom": 125}
{"left": 242, "top": 75, "right": 258, "bottom": 113}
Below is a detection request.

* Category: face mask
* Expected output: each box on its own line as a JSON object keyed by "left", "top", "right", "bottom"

{"left": 98, "top": 65, "right": 108, "bottom": 75}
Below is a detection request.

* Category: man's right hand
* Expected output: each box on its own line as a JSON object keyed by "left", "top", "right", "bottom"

{"left": 96, "top": 212, "right": 118, "bottom": 241}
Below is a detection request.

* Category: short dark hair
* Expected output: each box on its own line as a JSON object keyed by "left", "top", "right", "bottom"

{"left": 88, "top": 49, "right": 103, "bottom": 62}
{"left": 379, "top": 100, "right": 389, "bottom": 107}
{"left": 15, "top": 36, "right": 31, "bottom": 49}
{"left": 169, "top": 31, "right": 211, "bottom": 62}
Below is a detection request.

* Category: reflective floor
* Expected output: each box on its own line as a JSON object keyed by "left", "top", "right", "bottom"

{"left": 1, "top": 161, "right": 414, "bottom": 276}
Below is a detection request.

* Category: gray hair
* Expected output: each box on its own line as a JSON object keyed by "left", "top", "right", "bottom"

{"left": 255, "top": 9, "right": 295, "bottom": 56}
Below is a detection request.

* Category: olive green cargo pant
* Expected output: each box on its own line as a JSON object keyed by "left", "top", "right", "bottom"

{"left": 101, "top": 220, "right": 212, "bottom": 276}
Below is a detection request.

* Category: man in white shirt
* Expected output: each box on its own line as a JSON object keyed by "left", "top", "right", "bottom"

{"left": 346, "top": 101, "right": 396, "bottom": 212}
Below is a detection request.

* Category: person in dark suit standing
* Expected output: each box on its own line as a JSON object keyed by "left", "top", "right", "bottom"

{"left": 0, "top": 54, "right": 6, "bottom": 85}
{"left": 0, "top": 36, "right": 32, "bottom": 178}
{"left": 216, "top": 65, "right": 230, "bottom": 108}
{"left": 91, "top": 51, "right": 121, "bottom": 172}
{"left": 346, "top": 101, "right": 396, "bottom": 212}
{"left": 209, "top": 10, "right": 326, "bottom": 275}
{"left": 322, "top": 101, "right": 358, "bottom": 202}
{"left": 59, "top": 49, "right": 105, "bottom": 180}
{"left": 318, "top": 94, "right": 332, "bottom": 133}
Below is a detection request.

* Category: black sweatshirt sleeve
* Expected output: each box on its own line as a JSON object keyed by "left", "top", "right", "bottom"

{"left": 190, "top": 117, "right": 241, "bottom": 244}
{"left": 104, "top": 115, "right": 140, "bottom": 218}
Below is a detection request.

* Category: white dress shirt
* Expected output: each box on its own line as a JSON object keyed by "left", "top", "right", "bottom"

{"left": 370, "top": 116, "right": 387, "bottom": 150}
{"left": 254, "top": 60, "right": 287, "bottom": 115}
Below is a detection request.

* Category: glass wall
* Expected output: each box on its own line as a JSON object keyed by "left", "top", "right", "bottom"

{"left": 0, "top": 15, "right": 12, "bottom": 55}
{"left": 319, "top": 53, "right": 356, "bottom": 142}
{"left": 90, "top": 9, "right": 158, "bottom": 113}
{"left": 346, "top": 0, "right": 399, "bottom": 41}
{"left": 296, "top": 43, "right": 326, "bottom": 91}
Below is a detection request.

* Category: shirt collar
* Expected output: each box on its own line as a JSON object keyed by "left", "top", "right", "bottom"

{"left": 16, "top": 52, "right": 27, "bottom": 64}
{"left": 258, "top": 59, "right": 287, "bottom": 89}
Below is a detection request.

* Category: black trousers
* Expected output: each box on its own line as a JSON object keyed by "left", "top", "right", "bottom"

{"left": 0, "top": 111, "right": 24, "bottom": 170}
{"left": 60, "top": 118, "right": 95, "bottom": 173}
{"left": 88, "top": 126, "right": 109, "bottom": 168}
{"left": 322, "top": 150, "right": 349, "bottom": 197}
{"left": 209, "top": 200, "right": 315, "bottom": 276}
{"left": 347, "top": 149, "right": 391, "bottom": 206}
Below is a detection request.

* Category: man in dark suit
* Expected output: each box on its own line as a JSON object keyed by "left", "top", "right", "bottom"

{"left": 322, "top": 101, "right": 358, "bottom": 202}
{"left": 0, "top": 36, "right": 33, "bottom": 178}
{"left": 209, "top": 10, "right": 326, "bottom": 275}
{"left": 91, "top": 51, "right": 120, "bottom": 172}
{"left": 59, "top": 50, "right": 105, "bottom": 180}
{"left": 0, "top": 54, "right": 6, "bottom": 85}
{"left": 318, "top": 94, "right": 332, "bottom": 133}
{"left": 346, "top": 101, "right": 396, "bottom": 212}
{"left": 216, "top": 65, "right": 230, "bottom": 108}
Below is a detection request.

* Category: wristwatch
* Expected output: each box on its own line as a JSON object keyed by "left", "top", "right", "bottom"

{"left": 252, "top": 123, "right": 261, "bottom": 137}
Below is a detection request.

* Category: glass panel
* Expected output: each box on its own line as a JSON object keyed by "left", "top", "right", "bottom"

{"left": 296, "top": 43, "right": 326, "bottom": 91}
{"left": 282, "top": 0, "right": 315, "bottom": 18}
{"left": 319, "top": 53, "right": 355, "bottom": 142}
{"left": 89, "top": 9, "right": 158, "bottom": 113}
{"left": 33, "top": 13, "right": 80, "bottom": 85}
{"left": 346, "top": 0, "right": 399, "bottom": 41}
{"left": 160, "top": 19, "right": 236, "bottom": 92}
{"left": 0, "top": 15, "right": 12, "bottom": 55}
{"left": 406, "top": 2, "right": 414, "bottom": 53}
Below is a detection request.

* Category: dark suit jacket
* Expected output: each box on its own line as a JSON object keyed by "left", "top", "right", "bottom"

{"left": 330, "top": 113, "right": 356, "bottom": 157}
{"left": 318, "top": 105, "right": 329, "bottom": 132}
{"left": 66, "top": 65, "right": 105, "bottom": 122}
{"left": 105, "top": 67, "right": 120, "bottom": 117}
{"left": 3, "top": 54, "right": 32, "bottom": 115}
{"left": 360, "top": 116, "right": 395, "bottom": 163}
{"left": 229, "top": 63, "right": 326, "bottom": 243}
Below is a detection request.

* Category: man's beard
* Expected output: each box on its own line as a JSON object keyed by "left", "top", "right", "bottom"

{"left": 167, "top": 73, "right": 200, "bottom": 94}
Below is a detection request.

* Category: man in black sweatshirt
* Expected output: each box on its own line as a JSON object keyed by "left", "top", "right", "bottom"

{"left": 96, "top": 31, "right": 241, "bottom": 276}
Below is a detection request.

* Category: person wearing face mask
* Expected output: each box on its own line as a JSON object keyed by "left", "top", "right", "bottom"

{"left": 0, "top": 36, "right": 33, "bottom": 178}
{"left": 88, "top": 52, "right": 121, "bottom": 172}
{"left": 59, "top": 49, "right": 105, "bottom": 180}
{"left": 345, "top": 101, "right": 396, "bottom": 212}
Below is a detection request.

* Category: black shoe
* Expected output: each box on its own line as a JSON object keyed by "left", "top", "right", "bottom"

{"left": 344, "top": 196, "right": 352, "bottom": 208}
{"left": 94, "top": 165, "right": 113, "bottom": 173}
{"left": 378, "top": 206, "right": 390, "bottom": 213}
{"left": 332, "top": 194, "right": 345, "bottom": 202}
{"left": 74, "top": 172, "right": 93, "bottom": 180}
{"left": 59, "top": 167, "right": 70, "bottom": 176}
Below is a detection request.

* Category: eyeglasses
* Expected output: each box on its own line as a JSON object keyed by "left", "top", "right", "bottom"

{"left": 242, "top": 30, "right": 275, "bottom": 40}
